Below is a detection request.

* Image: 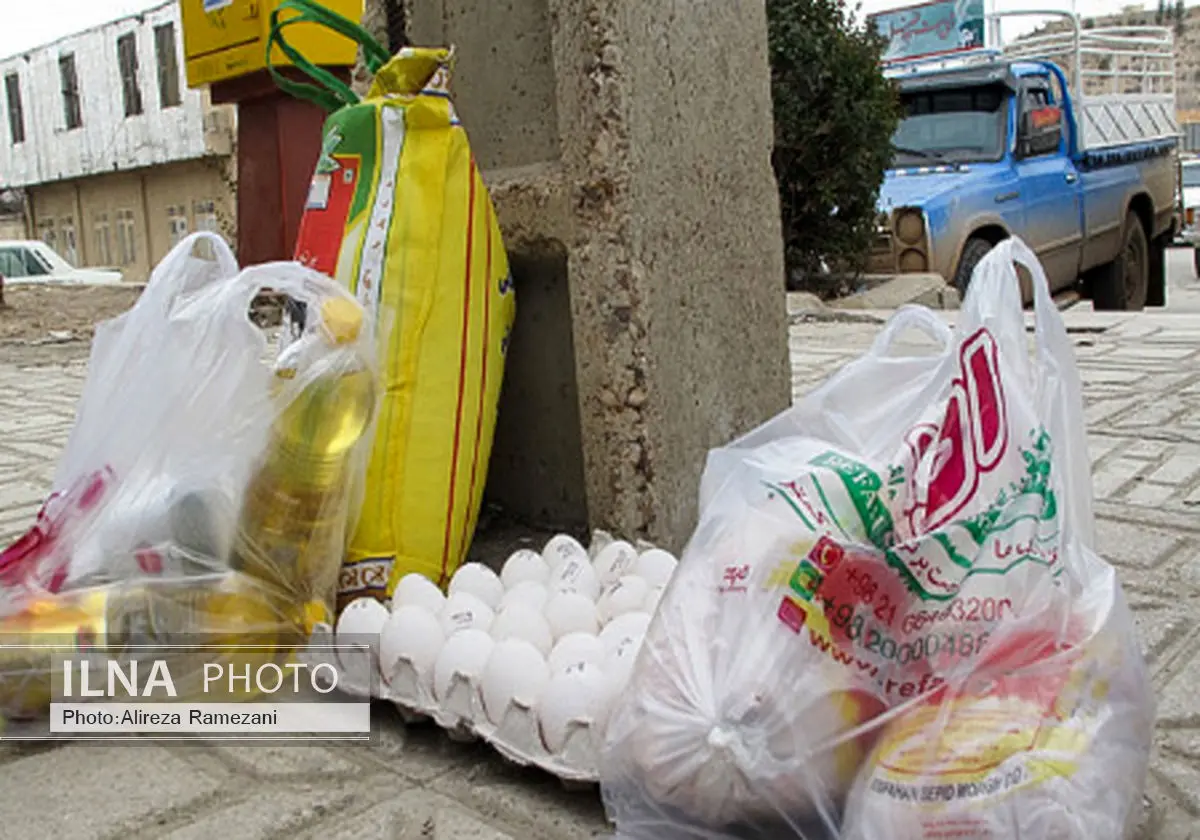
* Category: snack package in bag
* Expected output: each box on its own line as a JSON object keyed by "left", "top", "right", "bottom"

{"left": 0, "top": 232, "right": 378, "bottom": 718}
{"left": 600, "top": 238, "right": 1154, "bottom": 839}
{"left": 267, "top": 0, "right": 516, "bottom": 606}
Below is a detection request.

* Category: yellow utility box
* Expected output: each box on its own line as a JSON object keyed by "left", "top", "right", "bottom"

{"left": 180, "top": 0, "right": 364, "bottom": 88}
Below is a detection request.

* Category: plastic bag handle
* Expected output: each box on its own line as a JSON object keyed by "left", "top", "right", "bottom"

{"left": 969, "top": 237, "right": 1095, "bottom": 545}
{"left": 137, "top": 231, "right": 239, "bottom": 315}
{"left": 867, "top": 304, "right": 954, "bottom": 358}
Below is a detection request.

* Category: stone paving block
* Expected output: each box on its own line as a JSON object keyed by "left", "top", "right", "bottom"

{"left": 1115, "top": 397, "right": 1193, "bottom": 428}
{"left": 1093, "top": 458, "right": 1147, "bottom": 499}
{"left": 162, "top": 784, "right": 367, "bottom": 840}
{"left": 428, "top": 756, "right": 608, "bottom": 839}
{"left": 1085, "top": 397, "right": 1139, "bottom": 425}
{"left": 1095, "top": 517, "right": 1180, "bottom": 569}
{"left": 203, "top": 743, "right": 363, "bottom": 781}
{"left": 0, "top": 481, "right": 45, "bottom": 512}
{"left": 1132, "top": 606, "right": 1196, "bottom": 669}
{"left": 1125, "top": 439, "right": 1173, "bottom": 460}
{"left": 1151, "top": 455, "right": 1200, "bottom": 487}
{"left": 1126, "top": 481, "right": 1178, "bottom": 507}
{"left": 0, "top": 744, "right": 222, "bottom": 840}
{"left": 1156, "top": 634, "right": 1200, "bottom": 724}
{"left": 323, "top": 788, "right": 521, "bottom": 840}
{"left": 1088, "top": 434, "right": 1124, "bottom": 465}
{"left": 351, "top": 709, "right": 483, "bottom": 783}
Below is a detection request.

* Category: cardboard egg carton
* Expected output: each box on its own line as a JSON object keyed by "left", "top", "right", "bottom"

{"left": 307, "top": 531, "right": 670, "bottom": 786}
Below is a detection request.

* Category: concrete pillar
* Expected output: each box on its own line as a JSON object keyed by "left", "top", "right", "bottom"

{"left": 376, "top": 0, "right": 789, "bottom": 551}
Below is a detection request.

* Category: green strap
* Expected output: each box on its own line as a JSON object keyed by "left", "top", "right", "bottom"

{"left": 266, "top": 0, "right": 392, "bottom": 112}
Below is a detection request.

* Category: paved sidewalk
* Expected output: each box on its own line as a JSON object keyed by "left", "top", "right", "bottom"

{"left": 0, "top": 306, "right": 1197, "bottom": 838}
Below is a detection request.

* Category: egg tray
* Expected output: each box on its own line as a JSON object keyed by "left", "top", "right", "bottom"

{"left": 306, "top": 622, "right": 604, "bottom": 785}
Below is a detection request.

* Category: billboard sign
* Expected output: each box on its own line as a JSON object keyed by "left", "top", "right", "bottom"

{"left": 870, "top": 0, "right": 987, "bottom": 65}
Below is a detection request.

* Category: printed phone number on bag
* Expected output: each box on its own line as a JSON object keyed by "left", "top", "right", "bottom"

{"left": 824, "top": 561, "right": 1013, "bottom": 636}
{"left": 825, "top": 599, "right": 993, "bottom": 665}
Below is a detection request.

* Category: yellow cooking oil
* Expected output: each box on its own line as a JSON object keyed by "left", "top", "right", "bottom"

{"left": 231, "top": 295, "right": 376, "bottom": 632}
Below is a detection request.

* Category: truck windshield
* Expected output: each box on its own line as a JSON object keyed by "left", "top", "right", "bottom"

{"left": 1183, "top": 165, "right": 1200, "bottom": 188}
{"left": 891, "top": 84, "right": 1008, "bottom": 166}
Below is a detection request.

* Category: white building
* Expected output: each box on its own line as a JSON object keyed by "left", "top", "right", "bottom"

{"left": 0, "top": 1, "right": 235, "bottom": 281}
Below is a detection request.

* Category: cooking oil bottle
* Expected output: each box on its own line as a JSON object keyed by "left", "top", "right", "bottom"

{"left": 0, "top": 572, "right": 285, "bottom": 717}
{"left": 231, "top": 294, "right": 377, "bottom": 632}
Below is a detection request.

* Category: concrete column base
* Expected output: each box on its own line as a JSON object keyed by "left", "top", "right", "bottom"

{"left": 395, "top": 0, "right": 790, "bottom": 552}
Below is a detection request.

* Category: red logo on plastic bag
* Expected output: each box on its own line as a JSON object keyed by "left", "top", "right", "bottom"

{"left": 0, "top": 467, "right": 115, "bottom": 595}
{"left": 906, "top": 328, "right": 1008, "bottom": 533}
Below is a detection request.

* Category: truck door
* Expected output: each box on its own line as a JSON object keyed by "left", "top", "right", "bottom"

{"left": 1010, "top": 81, "right": 1084, "bottom": 292}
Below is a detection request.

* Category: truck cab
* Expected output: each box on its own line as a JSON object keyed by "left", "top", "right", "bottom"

{"left": 871, "top": 20, "right": 1179, "bottom": 310}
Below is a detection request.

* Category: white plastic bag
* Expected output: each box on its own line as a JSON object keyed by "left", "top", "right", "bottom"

{"left": 600, "top": 239, "right": 1153, "bottom": 839}
{"left": 0, "top": 232, "right": 380, "bottom": 717}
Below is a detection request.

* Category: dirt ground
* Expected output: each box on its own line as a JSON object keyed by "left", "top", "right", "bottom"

{"left": 0, "top": 284, "right": 285, "bottom": 367}
{"left": 0, "top": 284, "right": 143, "bottom": 366}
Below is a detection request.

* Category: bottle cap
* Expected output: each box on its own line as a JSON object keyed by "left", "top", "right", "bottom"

{"left": 319, "top": 297, "right": 363, "bottom": 345}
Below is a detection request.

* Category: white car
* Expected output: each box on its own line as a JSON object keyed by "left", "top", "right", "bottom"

{"left": 0, "top": 240, "right": 123, "bottom": 285}
{"left": 1179, "top": 159, "right": 1200, "bottom": 275}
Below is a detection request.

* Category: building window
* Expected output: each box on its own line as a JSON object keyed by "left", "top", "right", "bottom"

{"left": 167, "top": 205, "right": 189, "bottom": 245}
{"left": 115, "top": 209, "right": 137, "bottom": 265}
{"left": 4, "top": 73, "right": 24, "bottom": 145}
{"left": 59, "top": 54, "right": 82, "bottom": 130}
{"left": 38, "top": 218, "right": 56, "bottom": 254}
{"left": 117, "top": 33, "right": 143, "bottom": 118}
{"left": 154, "top": 23, "right": 181, "bottom": 109}
{"left": 194, "top": 200, "right": 218, "bottom": 232}
{"left": 59, "top": 217, "right": 78, "bottom": 266}
{"left": 93, "top": 213, "right": 112, "bottom": 266}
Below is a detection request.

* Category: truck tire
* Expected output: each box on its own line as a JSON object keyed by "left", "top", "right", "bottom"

{"left": 954, "top": 237, "right": 994, "bottom": 294}
{"left": 1193, "top": 246, "right": 1200, "bottom": 279}
{"left": 1146, "top": 234, "right": 1167, "bottom": 308}
{"left": 1092, "top": 212, "right": 1149, "bottom": 311}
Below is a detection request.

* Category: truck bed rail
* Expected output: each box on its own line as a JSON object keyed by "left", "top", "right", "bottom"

{"left": 1002, "top": 21, "right": 1178, "bottom": 151}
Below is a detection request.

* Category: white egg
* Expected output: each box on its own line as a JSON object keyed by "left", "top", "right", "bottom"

{"left": 547, "top": 632, "right": 607, "bottom": 676}
{"left": 432, "top": 628, "right": 494, "bottom": 703}
{"left": 379, "top": 604, "right": 445, "bottom": 687}
{"left": 439, "top": 591, "right": 495, "bottom": 637}
{"left": 499, "top": 580, "right": 550, "bottom": 612}
{"left": 392, "top": 573, "right": 447, "bottom": 614}
{"left": 500, "top": 549, "right": 550, "bottom": 589}
{"left": 480, "top": 639, "right": 551, "bottom": 726}
{"left": 542, "top": 533, "right": 588, "bottom": 572}
{"left": 601, "top": 654, "right": 637, "bottom": 713}
{"left": 543, "top": 591, "right": 600, "bottom": 640}
{"left": 635, "top": 548, "right": 678, "bottom": 588}
{"left": 538, "top": 662, "right": 610, "bottom": 753}
{"left": 335, "top": 597, "right": 389, "bottom": 640}
{"left": 489, "top": 603, "right": 555, "bottom": 656}
{"left": 596, "top": 574, "right": 650, "bottom": 624}
{"left": 448, "top": 563, "right": 505, "bottom": 609}
{"left": 548, "top": 556, "right": 600, "bottom": 601}
{"left": 593, "top": 540, "right": 639, "bottom": 587}
{"left": 643, "top": 585, "right": 666, "bottom": 615}
{"left": 599, "top": 611, "right": 651, "bottom": 662}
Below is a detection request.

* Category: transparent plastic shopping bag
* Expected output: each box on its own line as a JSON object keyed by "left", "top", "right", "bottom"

{"left": 0, "top": 232, "right": 380, "bottom": 718}
{"left": 600, "top": 238, "right": 1154, "bottom": 839}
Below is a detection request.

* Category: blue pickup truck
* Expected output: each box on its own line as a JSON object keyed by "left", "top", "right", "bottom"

{"left": 870, "top": 24, "right": 1179, "bottom": 310}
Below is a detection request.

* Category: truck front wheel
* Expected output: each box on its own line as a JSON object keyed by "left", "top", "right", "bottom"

{"left": 1092, "top": 212, "right": 1149, "bottom": 311}
{"left": 953, "top": 237, "right": 995, "bottom": 295}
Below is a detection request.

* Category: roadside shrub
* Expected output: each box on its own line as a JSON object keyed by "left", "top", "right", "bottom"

{"left": 767, "top": 0, "right": 901, "bottom": 297}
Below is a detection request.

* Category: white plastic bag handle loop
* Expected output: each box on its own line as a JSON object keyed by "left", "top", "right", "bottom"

{"left": 967, "top": 237, "right": 1095, "bottom": 547}
{"left": 138, "top": 231, "right": 239, "bottom": 313}
{"left": 867, "top": 304, "right": 954, "bottom": 358}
